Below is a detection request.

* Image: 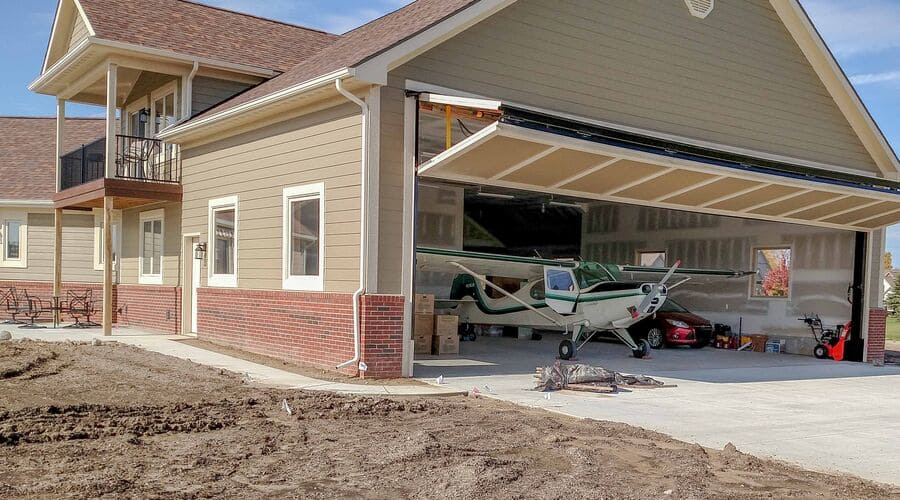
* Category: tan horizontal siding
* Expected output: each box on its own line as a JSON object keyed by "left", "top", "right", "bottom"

{"left": 393, "top": 0, "right": 879, "bottom": 174}
{"left": 180, "top": 103, "right": 362, "bottom": 292}
{"left": 119, "top": 202, "right": 182, "bottom": 287}
{"left": 0, "top": 212, "right": 100, "bottom": 283}
{"left": 191, "top": 77, "right": 253, "bottom": 116}
{"left": 68, "top": 11, "right": 89, "bottom": 51}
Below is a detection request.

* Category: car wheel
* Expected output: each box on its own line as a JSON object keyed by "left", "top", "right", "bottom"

{"left": 646, "top": 327, "right": 665, "bottom": 349}
{"left": 558, "top": 339, "right": 575, "bottom": 360}
{"left": 813, "top": 344, "right": 829, "bottom": 359}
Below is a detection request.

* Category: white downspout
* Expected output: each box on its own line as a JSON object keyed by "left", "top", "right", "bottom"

{"left": 335, "top": 78, "right": 369, "bottom": 372}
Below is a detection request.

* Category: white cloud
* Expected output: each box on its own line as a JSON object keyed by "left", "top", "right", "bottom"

{"left": 801, "top": 0, "right": 900, "bottom": 56}
{"left": 850, "top": 71, "right": 900, "bottom": 85}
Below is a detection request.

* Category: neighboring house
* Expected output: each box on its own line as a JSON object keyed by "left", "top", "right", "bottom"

{"left": 0, "top": 116, "right": 105, "bottom": 316}
{"left": 885, "top": 269, "right": 896, "bottom": 303}
{"left": 21, "top": 0, "right": 900, "bottom": 376}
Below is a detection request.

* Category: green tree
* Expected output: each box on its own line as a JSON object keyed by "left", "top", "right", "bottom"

{"left": 886, "top": 252, "right": 893, "bottom": 271}
{"left": 886, "top": 284, "right": 900, "bottom": 316}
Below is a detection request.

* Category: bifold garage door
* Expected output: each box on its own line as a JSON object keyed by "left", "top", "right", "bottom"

{"left": 417, "top": 106, "right": 900, "bottom": 232}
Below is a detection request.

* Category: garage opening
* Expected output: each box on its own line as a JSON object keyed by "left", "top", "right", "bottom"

{"left": 410, "top": 94, "right": 898, "bottom": 377}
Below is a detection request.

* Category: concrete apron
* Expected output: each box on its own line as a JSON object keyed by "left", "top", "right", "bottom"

{"left": 414, "top": 335, "right": 900, "bottom": 486}
{"left": 5, "top": 328, "right": 465, "bottom": 397}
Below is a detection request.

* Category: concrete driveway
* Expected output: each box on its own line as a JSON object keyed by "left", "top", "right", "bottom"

{"left": 414, "top": 335, "right": 900, "bottom": 486}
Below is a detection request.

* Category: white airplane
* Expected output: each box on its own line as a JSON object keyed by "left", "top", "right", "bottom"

{"left": 416, "top": 247, "right": 753, "bottom": 359}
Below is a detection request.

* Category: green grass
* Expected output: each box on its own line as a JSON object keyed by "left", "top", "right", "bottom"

{"left": 886, "top": 317, "right": 900, "bottom": 342}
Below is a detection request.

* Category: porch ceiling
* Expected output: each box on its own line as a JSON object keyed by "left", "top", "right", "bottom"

{"left": 418, "top": 122, "right": 900, "bottom": 231}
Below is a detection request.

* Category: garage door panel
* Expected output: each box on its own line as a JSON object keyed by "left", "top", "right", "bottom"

{"left": 444, "top": 137, "right": 551, "bottom": 178}
{"left": 502, "top": 148, "right": 612, "bottom": 186}
{"left": 562, "top": 160, "right": 666, "bottom": 193}
{"left": 789, "top": 196, "right": 873, "bottom": 221}
{"left": 709, "top": 184, "right": 798, "bottom": 211}
{"left": 612, "top": 170, "right": 717, "bottom": 201}
{"left": 661, "top": 177, "right": 762, "bottom": 206}
{"left": 821, "top": 201, "right": 900, "bottom": 225}
{"left": 750, "top": 191, "right": 840, "bottom": 217}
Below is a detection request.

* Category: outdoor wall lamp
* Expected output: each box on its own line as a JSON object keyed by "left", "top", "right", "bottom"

{"left": 194, "top": 243, "right": 206, "bottom": 261}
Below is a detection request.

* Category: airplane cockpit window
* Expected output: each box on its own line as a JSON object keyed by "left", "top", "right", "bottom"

{"left": 547, "top": 270, "right": 576, "bottom": 292}
{"left": 530, "top": 279, "right": 546, "bottom": 300}
{"left": 573, "top": 262, "right": 615, "bottom": 288}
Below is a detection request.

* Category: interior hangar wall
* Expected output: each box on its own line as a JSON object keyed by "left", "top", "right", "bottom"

{"left": 581, "top": 203, "right": 855, "bottom": 337}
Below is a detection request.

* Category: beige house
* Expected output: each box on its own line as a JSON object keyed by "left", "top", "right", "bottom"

{"left": 0, "top": 117, "right": 105, "bottom": 321}
{"left": 22, "top": 0, "right": 900, "bottom": 377}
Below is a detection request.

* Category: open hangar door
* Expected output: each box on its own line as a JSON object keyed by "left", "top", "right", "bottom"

{"left": 411, "top": 95, "right": 899, "bottom": 364}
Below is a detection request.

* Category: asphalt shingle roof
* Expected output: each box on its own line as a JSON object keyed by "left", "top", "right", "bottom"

{"left": 0, "top": 117, "right": 106, "bottom": 200}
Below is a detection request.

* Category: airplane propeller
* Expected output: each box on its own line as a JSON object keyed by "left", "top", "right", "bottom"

{"left": 636, "top": 259, "right": 681, "bottom": 316}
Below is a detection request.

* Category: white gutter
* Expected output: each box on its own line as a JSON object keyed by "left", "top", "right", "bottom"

{"left": 335, "top": 78, "right": 369, "bottom": 373}
{"left": 158, "top": 68, "right": 352, "bottom": 142}
{"left": 0, "top": 200, "right": 54, "bottom": 208}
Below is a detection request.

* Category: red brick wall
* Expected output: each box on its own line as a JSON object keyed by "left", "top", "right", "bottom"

{"left": 197, "top": 288, "right": 405, "bottom": 378}
{"left": 360, "top": 295, "right": 405, "bottom": 378}
{"left": 0, "top": 280, "right": 112, "bottom": 323}
{"left": 116, "top": 284, "right": 181, "bottom": 334}
{"left": 867, "top": 307, "right": 886, "bottom": 364}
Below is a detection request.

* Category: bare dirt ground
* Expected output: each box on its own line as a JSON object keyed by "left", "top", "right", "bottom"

{"left": 1, "top": 340, "right": 897, "bottom": 499}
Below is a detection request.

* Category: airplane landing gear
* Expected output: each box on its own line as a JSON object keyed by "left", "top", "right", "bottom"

{"left": 632, "top": 339, "right": 652, "bottom": 359}
{"left": 558, "top": 339, "right": 575, "bottom": 360}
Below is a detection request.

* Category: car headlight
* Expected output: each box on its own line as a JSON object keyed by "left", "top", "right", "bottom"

{"left": 667, "top": 319, "right": 690, "bottom": 328}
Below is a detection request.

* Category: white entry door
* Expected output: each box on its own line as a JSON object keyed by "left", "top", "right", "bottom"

{"left": 191, "top": 239, "right": 201, "bottom": 333}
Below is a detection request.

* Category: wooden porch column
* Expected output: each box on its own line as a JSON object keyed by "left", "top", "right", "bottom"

{"left": 102, "top": 196, "right": 113, "bottom": 336}
{"left": 104, "top": 63, "right": 118, "bottom": 179}
{"left": 53, "top": 209, "right": 63, "bottom": 325}
{"left": 56, "top": 99, "right": 65, "bottom": 191}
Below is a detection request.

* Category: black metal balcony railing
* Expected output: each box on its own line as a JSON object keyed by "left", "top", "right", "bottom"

{"left": 59, "top": 135, "right": 180, "bottom": 190}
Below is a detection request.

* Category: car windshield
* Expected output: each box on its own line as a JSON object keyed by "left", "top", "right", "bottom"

{"left": 573, "top": 262, "right": 615, "bottom": 288}
{"left": 660, "top": 299, "right": 688, "bottom": 313}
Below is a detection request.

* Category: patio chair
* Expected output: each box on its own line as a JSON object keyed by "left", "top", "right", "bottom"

{"left": 19, "top": 290, "right": 48, "bottom": 329}
{"left": 64, "top": 289, "right": 100, "bottom": 328}
{"left": 1, "top": 287, "right": 27, "bottom": 325}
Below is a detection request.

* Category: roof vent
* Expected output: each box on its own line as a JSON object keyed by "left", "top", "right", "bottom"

{"left": 684, "top": 0, "right": 714, "bottom": 19}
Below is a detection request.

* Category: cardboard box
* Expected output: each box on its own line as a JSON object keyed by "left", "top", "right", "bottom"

{"left": 432, "top": 334, "right": 459, "bottom": 355}
{"left": 414, "top": 294, "right": 435, "bottom": 314}
{"left": 414, "top": 313, "right": 434, "bottom": 336}
{"left": 414, "top": 334, "right": 432, "bottom": 355}
{"left": 434, "top": 314, "right": 459, "bottom": 336}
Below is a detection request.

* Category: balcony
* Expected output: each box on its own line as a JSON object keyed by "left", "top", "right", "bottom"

{"left": 55, "top": 135, "right": 182, "bottom": 210}
{"left": 60, "top": 135, "right": 180, "bottom": 190}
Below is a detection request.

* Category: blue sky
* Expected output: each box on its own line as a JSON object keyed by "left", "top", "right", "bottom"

{"left": 2, "top": 0, "right": 899, "bottom": 252}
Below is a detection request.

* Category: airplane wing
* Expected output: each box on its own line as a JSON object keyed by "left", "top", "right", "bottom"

{"left": 615, "top": 265, "right": 755, "bottom": 280}
{"left": 416, "top": 247, "right": 575, "bottom": 280}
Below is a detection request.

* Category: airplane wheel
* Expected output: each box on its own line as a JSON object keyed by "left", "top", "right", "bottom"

{"left": 632, "top": 339, "right": 652, "bottom": 359}
{"left": 813, "top": 344, "right": 829, "bottom": 359}
{"left": 558, "top": 339, "right": 575, "bottom": 360}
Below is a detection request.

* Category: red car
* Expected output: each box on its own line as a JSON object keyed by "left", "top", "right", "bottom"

{"left": 628, "top": 298, "right": 712, "bottom": 349}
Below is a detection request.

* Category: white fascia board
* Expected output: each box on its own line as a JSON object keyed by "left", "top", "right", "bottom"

{"left": 772, "top": 0, "right": 900, "bottom": 178}
{"left": 30, "top": 37, "right": 92, "bottom": 92}
{"left": 0, "top": 200, "right": 54, "bottom": 208}
{"left": 352, "top": 0, "right": 518, "bottom": 85}
{"left": 158, "top": 68, "right": 352, "bottom": 141}
{"left": 419, "top": 93, "right": 501, "bottom": 110}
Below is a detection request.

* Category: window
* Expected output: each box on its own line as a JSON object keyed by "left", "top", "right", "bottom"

{"left": 546, "top": 269, "right": 576, "bottom": 292}
{"left": 139, "top": 209, "right": 164, "bottom": 284}
{"left": 283, "top": 183, "right": 324, "bottom": 291}
{"left": 150, "top": 82, "right": 178, "bottom": 136}
{"left": 751, "top": 247, "right": 791, "bottom": 298}
{"left": 208, "top": 196, "right": 238, "bottom": 287}
{"left": 93, "top": 210, "right": 121, "bottom": 271}
{"left": 0, "top": 212, "right": 26, "bottom": 268}
{"left": 637, "top": 250, "right": 667, "bottom": 267}
{"left": 4, "top": 221, "right": 22, "bottom": 260}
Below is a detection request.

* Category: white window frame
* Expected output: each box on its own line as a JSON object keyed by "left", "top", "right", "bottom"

{"left": 750, "top": 245, "right": 793, "bottom": 300}
{"left": 0, "top": 211, "right": 27, "bottom": 268}
{"left": 138, "top": 208, "right": 165, "bottom": 285}
{"left": 125, "top": 97, "right": 151, "bottom": 138}
{"left": 149, "top": 81, "right": 179, "bottom": 137}
{"left": 208, "top": 196, "right": 238, "bottom": 288}
{"left": 283, "top": 183, "right": 325, "bottom": 291}
{"left": 636, "top": 250, "right": 667, "bottom": 267}
{"left": 93, "top": 209, "right": 122, "bottom": 271}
